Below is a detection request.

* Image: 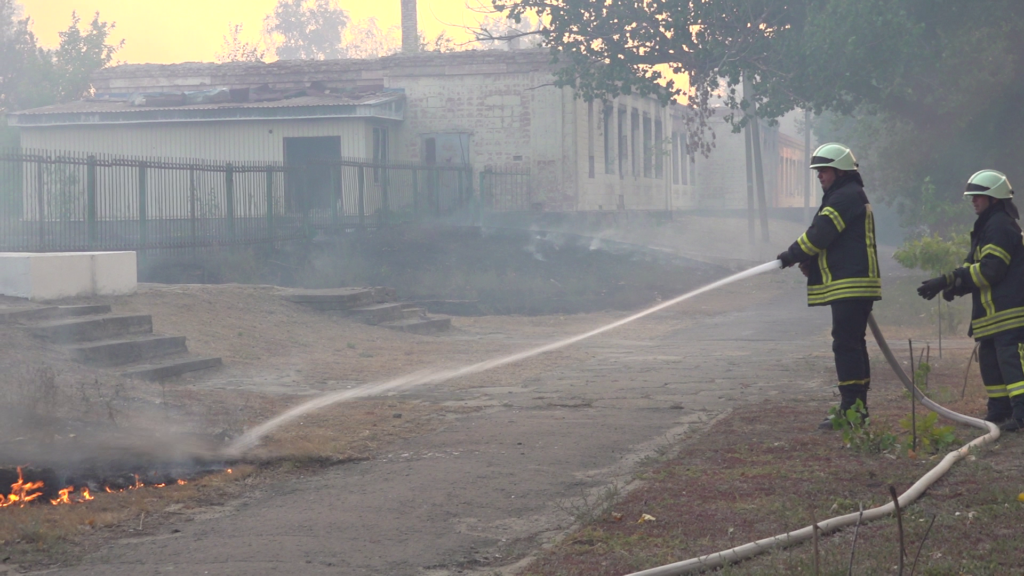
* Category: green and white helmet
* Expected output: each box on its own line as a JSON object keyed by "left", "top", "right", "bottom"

{"left": 809, "top": 143, "right": 858, "bottom": 171}
{"left": 964, "top": 169, "right": 1013, "bottom": 200}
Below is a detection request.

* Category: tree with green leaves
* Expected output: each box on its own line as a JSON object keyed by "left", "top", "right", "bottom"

{"left": 263, "top": 0, "right": 349, "bottom": 61}
{"left": 0, "top": 1, "right": 122, "bottom": 146}
{"left": 216, "top": 23, "right": 266, "bottom": 63}
{"left": 51, "top": 11, "right": 122, "bottom": 102}
{"left": 0, "top": 0, "right": 52, "bottom": 114}
{"left": 342, "top": 18, "right": 400, "bottom": 59}
{"left": 494, "top": 0, "right": 1024, "bottom": 226}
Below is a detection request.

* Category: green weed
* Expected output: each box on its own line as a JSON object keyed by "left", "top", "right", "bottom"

{"left": 899, "top": 411, "right": 958, "bottom": 454}
{"left": 828, "top": 399, "right": 899, "bottom": 453}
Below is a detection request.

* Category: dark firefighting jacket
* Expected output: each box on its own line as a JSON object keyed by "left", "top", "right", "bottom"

{"left": 947, "top": 202, "right": 1024, "bottom": 340}
{"left": 781, "top": 173, "right": 881, "bottom": 307}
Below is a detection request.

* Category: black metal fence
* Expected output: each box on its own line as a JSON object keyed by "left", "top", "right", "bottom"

{"left": 0, "top": 150, "right": 485, "bottom": 252}
{"left": 479, "top": 167, "right": 534, "bottom": 212}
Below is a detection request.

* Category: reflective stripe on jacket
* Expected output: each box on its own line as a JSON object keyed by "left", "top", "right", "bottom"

{"left": 952, "top": 203, "right": 1024, "bottom": 340}
{"left": 782, "top": 173, "right": 881, "bottom": 307}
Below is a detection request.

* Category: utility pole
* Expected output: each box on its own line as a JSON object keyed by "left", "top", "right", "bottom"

{"left": 743, "top": 74, "right": 770, "bottom": 243}
{"left": 744, "top": 122, "right": 755, "bottom": 245}
{"left": 804, "top": 108, "right": 812, "bottom": 224}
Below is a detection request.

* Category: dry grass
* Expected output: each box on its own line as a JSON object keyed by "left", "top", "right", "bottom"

{"left": 0, "top": 465, "right": 255, "bottom": 568}
{"left": 521, "top": 349, "right": 1024, "bottom": 575}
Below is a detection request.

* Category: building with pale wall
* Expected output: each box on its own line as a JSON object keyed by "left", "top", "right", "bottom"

{"left": 10, "top": 49, "right": 806, "bottom": 214}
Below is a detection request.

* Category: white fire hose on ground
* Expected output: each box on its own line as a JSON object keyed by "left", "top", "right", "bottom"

{"left": 624, "top": 313, "right": 1001, "bottom": 576}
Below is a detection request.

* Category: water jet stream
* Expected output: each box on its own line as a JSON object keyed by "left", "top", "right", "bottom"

{"left": 224, "top": 260, "right": 782, "bottom": 456}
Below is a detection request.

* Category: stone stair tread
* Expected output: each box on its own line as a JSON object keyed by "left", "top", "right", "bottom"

{"left": 66, "top": 334, "right": 184, "bottom": 351}
{"left": 0, "top": 304, "right": 112, "bottom": 324}
{"left": 30, "top": 313, "right": 149, "bottom": 329}
{"left": 0, "top": 306, "right": 59, "bottom": 323}
{"left": 29, "top": 313, "right": 153, "bottom": 344}
{"left": 284, "top": 287, "right": 396, "bottom": 311}
{"left": 282, "top": 287, "right": 375, "bottom": 302}
{"left": 68, "top": 335, "right": 188, "bottom": 367}
{"left": 55, "top": 304, "right": 113, "bottom": 317}
{"left": 350, "top": 302, "right": 405, "bottom": 312}
{"left": 380, "top": 316, "right": 452, "bottom": 335}
{"left": 121, "top": 356, "right": 222, "bottom": 381}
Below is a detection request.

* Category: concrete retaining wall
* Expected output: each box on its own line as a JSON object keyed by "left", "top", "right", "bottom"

{"left": 0, "top": 252, "right": 137, "bottom": 300}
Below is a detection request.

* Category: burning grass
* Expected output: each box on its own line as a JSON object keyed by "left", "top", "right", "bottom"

{"left": 522, "top": 351, "right": 1024, "bottom": 575}
{"left": 0, "top": 362, "right": 472, "bottom": 571}
{"left": 0, "top": 465, "right": 254, "bottom": 567}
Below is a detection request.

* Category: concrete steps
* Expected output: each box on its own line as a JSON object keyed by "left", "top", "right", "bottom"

{"left": 284, "top": 286, "right": 451, "bottom": 334}
{"left": 121, "top": 357, "right": 223, "bottom": 381}
{"left": 67, "top": 335, "right": 187, "bottom": 367}
{"left": 30, "top": 314, "right": 153, "bottom": 344}
{"left": 0, "top": 304, "right": 112, "bottom": 325}
{"left": 348, "top": 302, "right": 408, "bottom": 325}
{"left": 380, "top": 317, "right": 452, "bottom": 335}
{"left": 281, "top": 287, "right": 395, "bottom": 310}
{"left": 6, "top": 302, "right": 221, "bottom": 381}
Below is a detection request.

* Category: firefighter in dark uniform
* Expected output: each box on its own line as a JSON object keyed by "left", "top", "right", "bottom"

{"left": 917, "top": 170, "right": 1024, "bottom": 431}
{"left": 777, "top": 143, "right": 882, "bottom": 429}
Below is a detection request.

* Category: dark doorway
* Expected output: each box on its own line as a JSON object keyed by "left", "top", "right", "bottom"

{"left": 283, "top": 136, "right": 341, "bottom": 213}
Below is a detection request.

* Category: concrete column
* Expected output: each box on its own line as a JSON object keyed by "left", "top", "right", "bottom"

{"left": 401, "top": 0, "right": 418, "bottom": 53}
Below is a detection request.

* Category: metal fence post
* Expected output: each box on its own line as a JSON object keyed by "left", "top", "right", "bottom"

{"left": 467, "top": 168, "right": 478, "bottom": 225}
{"left": 457, "top": 169, "right": 464, "bottom": 210}
{"left": 86, "top": 155, "right": 97, "bottom": 248}
{"left": 357, "top": 166, "right": 366, "bottom": 230}
{"left": 225, "top": 162, "right": 235, "bottom": 242}
{"left": 330, "top": 164, "right": 339, "bottom": 231}
{"left": 138, "top": 161, "right": 148, "bottom": 248}
{"left": 479, "top": 170, "right": 486, "bottom": 210}
{"left": 265, "top": 165, "right": 274, "bottom": 236}
{"left": 411, "top": 167, "right": 419, "bottom": 216}
{"left": 188, "top": 166, "right": 197, "bottom": 247}
{"left": 381, "top": 166, "right": 390, "bottom": 227}
{"left": 36, "top": 160, "right": 45, "bottom": 249}
{"left": 433, "top": 168, "right": 441, "bottom": 218}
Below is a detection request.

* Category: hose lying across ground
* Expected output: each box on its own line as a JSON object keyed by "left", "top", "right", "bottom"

{"left": 624, "top": 313, "right": 1001, "bottom": 576}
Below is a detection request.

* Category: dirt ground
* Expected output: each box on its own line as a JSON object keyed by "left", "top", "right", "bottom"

{"left": 0, "top": 221, "right": 1013, "bottom": 575}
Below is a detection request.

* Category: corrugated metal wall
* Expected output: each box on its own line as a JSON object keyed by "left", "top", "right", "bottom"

{"left": 19, "top": 118, "right": 378, "bottom": 162}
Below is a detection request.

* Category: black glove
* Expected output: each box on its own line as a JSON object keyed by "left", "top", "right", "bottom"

{"left": 942, "top": 287, "right": 956, "bottom": 302}
{"left": 777, "top": 251, "right": 797, "bottom": 269}
{"left": 798, "top": 260, "right": 812, "bottom": 278}
{"left": 917, "top": 276, "right": 948, "bottom": 300}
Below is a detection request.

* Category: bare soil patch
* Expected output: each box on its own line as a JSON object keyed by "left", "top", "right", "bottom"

{"left": 0, "top": 264, "right": 789, "bottom": 572}
{"left": 521, "top": 344, "right": 1024, "bottom": 576}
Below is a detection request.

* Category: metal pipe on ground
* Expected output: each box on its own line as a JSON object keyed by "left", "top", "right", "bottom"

{"left": 623, "top": 314, "right": 1000, "bottom": 576}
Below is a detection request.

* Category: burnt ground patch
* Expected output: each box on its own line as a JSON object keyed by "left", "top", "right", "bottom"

{"left": 139, "top": 224, "right": 729, "bottom": 315}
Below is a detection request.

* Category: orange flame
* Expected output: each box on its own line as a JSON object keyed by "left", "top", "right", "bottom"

{"left": 49, "top": 486, "right": 93, "bottom": 506}
{"left": 3, "top": 467, "right": 201, "bottom": 508}
{"left": 0, "top": 467, "right": 45, "bottom": 508}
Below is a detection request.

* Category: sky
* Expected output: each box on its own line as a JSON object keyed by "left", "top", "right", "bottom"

{"left": 21, "top": 0, "right": 491, "bottom": 64}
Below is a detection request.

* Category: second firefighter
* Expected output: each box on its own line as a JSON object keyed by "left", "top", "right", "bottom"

{"left": 777, "top": 143, "right": 882, "bottom": 429}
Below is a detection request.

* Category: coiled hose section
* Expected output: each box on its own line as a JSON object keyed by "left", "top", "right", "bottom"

{"left": 624, "top": 313, "right": 1001, "bottom": 576}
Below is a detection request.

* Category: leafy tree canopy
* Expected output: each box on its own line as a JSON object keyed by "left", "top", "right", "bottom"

{"left": 0, "top": 1, "right": 121, "bottom": 116}
{"left": 263, "top": 0, "right": 349, "bottom": 60}
{"left": 216, "top": 23, "right": 266, "bottom": 63}
{"left": 496, "top": 0, "right": 1024, "bottom": 229}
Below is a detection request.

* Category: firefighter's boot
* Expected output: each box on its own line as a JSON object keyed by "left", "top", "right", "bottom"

{"left": 998, "top": 396, "right": 1024, "bottom": 432}
{"left": 984, "top": 396, "right": 1013, "bottom": 424}
{"left": 818, "top": 385, "right": 868, "bottom": 430}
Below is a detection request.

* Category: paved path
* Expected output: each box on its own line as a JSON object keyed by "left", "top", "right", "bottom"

{"left": 44, "top": 281, "right": 835, "bottom": 576}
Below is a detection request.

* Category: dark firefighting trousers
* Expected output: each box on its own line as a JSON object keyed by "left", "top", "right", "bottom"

{"left": 831, "top": 299, "right": 874, "bottom": 409}
{"left": 978, "top": 332, "right": 1024, "bottom": 420}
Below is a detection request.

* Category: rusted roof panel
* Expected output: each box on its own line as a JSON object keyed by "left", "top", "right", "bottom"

{"left": 9, "top": 93, "right": 405, "bottom": 126}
